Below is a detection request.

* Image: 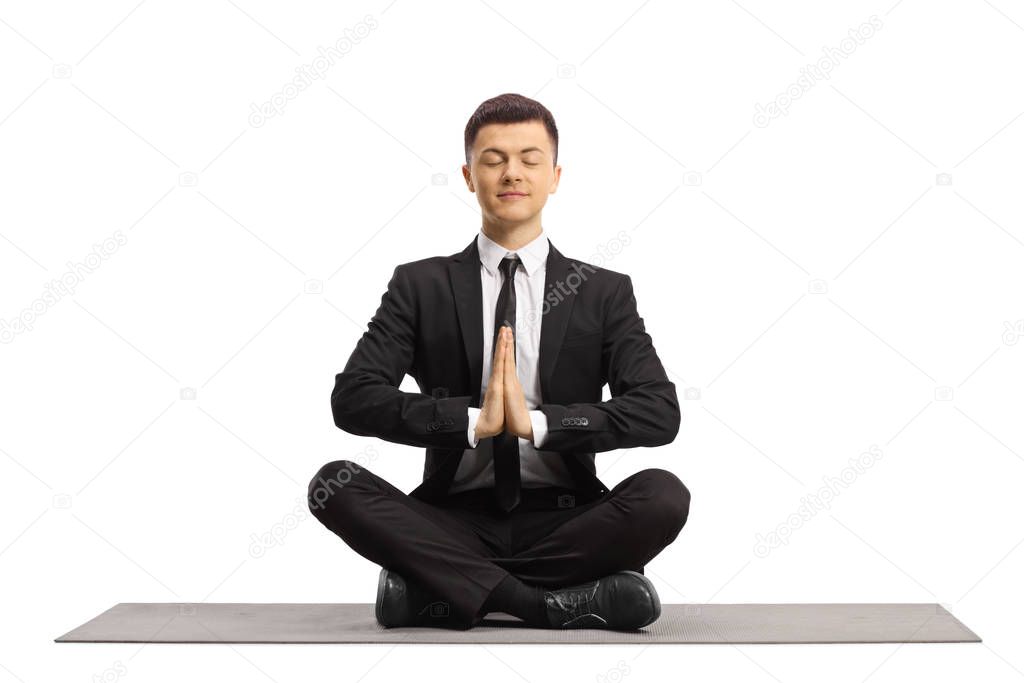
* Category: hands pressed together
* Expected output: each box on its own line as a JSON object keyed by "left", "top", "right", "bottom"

{"left": 474, "top": 325, "right": 534, "bottom": 443}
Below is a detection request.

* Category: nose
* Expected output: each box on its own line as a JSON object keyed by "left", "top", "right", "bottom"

{"left": 501, "top": 163, "right": 525, "bottom": 182}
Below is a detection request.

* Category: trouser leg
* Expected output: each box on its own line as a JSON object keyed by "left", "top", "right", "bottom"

{"left": 496, "top": 468, "right": 691, "bottom": 587}
{"left": 307, "top": 459, "right": 510, "bottom": 627}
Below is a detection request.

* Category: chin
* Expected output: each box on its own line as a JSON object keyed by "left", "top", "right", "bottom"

{"left": 495, "top": 202, "right": 533, "bottom": 213}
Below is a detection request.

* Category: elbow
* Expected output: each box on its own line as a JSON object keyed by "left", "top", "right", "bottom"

{"left": 332, "top": 393, "right": 369, "bottom": 436}
{"left": 665, "top": 405, "right": 680, "bottom": 444}
{"left": 660, "top": 391, "right": 681, "bottom": 446}
{"left": 331, "top": 389, "right": 351, "bottom": 432}
{"left": 332, "top": 405, "right": 350, "bottom": 432}
{"left": 331, "top": 373, "right": 359, "bottom": 434}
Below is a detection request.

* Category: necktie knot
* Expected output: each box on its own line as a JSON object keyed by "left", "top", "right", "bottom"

{"left": 500, "top": 255, "right": 521, "bottom": 281}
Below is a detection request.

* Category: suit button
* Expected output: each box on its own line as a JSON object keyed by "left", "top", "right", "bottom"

{"left": 580, "top": 417, "right": 589, "bottom": 426}
{"left": 561, "top": 418, "right": 570, "bottom": 427}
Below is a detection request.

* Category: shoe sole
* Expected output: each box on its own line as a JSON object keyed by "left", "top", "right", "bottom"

{"left": 375, "top": 567, "right": 390, "bottom": 627}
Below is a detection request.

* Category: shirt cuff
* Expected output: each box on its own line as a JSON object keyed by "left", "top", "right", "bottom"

{"left": 529, "top": 409, "right": 548, "bottom": 448}
{"left": 467, "top": 407, "right": 481, "bottom": 448}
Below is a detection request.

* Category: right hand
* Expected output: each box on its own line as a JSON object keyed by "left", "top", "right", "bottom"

{"left": 474, "top": 325, "right": 509, "bottom": 440}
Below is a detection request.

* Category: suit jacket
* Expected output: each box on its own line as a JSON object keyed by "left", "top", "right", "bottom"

{"left": 331, "top": 234, "right": 680, "bottom": 505}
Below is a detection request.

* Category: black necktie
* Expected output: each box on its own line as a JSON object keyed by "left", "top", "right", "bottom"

{"left": 492, "top": 254, "right": 522, "bottom": 513}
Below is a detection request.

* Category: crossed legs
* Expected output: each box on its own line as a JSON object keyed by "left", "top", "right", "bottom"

{"left": 307, "top": 459, "right": 690, "bottom": 628}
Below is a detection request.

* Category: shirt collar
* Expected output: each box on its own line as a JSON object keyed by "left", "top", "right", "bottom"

{"left": 477, "top": 227, "right": 549, "bottom": 278}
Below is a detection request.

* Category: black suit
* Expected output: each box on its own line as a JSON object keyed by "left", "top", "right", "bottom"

{"left": 309, "top": 234, "right": 690, "bottom": 628}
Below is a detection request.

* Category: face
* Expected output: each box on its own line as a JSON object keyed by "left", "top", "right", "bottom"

{"left": 462, "top": 120, "right": 561, "bottom": 228}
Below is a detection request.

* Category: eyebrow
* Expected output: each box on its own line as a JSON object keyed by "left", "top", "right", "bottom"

{"left": 480, "top": 147, "right": 546, "bottom": 156}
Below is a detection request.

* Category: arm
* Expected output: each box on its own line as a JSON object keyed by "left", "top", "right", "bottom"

{"left": 537, "top": 275, "right": 680, "bottom": 453}
{"left": 331, "top": 264, "right": 472, "bottom": 449}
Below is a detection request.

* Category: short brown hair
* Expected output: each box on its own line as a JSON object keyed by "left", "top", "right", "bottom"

{"left": 464, "top": 93, "right": 559, "bottom": 167}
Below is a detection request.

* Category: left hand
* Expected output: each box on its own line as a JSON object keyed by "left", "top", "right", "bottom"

{"left": 501, "top": 325, "right": 534, "bottom": 442}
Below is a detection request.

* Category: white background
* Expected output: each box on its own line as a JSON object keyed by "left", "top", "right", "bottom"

{"left": 2, "top": 0, "right": 1023, "bottom": 680}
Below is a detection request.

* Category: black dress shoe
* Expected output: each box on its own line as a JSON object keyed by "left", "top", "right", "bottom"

{"left": 375, "top": 567, "right": 457, "bottom": 628}
{"left": 543, "top": 570, "right": 661, "bottom": 629}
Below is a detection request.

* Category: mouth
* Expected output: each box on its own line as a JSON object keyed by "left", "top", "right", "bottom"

{"left": 498, "top": 191, "right": 528, "bottom": 197}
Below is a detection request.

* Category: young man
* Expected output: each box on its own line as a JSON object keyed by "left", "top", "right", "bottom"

{"left": 308, "top": 93, "right": 690, "bottom": 630}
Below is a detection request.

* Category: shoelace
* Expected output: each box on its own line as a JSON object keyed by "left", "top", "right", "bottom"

{"left": 554, "top": 583, "right": 599, "bottom": 621}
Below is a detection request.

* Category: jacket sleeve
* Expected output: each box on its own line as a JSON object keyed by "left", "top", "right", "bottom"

{"left": 331, "top": 264, "right": 472, "bottom": 449}
{"left": 537, "top": 274, "right": 680, "bottom": 453}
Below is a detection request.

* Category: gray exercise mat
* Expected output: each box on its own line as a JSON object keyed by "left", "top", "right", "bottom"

{"left": 55, "top": 602, "right": 980, "bottom": 644}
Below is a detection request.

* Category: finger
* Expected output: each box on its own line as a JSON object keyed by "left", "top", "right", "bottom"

{"left": 495, "top": 328, "right": 506, "bottom": 382}
{"left": 506, "top": 327, "right": 515, "bottom": 373}
{"left": 506, "top": 327, "right": 514, "bottom": 368}
{"left": 493, "top": 326, "right": 504, "bottom": 367}
{"left": 509, "top": 332, "right": 522, "bottom": 392}
{"left": 491, "top": 338, "right": 499, "bottom": 381}
{"left": 503, "top": 329, "right": 513, "bottom": 386}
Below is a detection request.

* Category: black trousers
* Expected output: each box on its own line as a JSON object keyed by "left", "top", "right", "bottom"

{"left": 307, "top": 459, "right": 691, "bottom": 628}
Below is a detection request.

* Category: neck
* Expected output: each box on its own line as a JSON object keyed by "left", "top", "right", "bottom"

{"left": 481, "top": 217, "right": 542, "bottom": 251}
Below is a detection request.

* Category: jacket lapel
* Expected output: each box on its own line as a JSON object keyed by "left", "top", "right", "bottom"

{"left": 448, "top": 237, "right": 483, "bottom": 407}
{"left": 538, "top": 240, "right": 576, "bottom": 404}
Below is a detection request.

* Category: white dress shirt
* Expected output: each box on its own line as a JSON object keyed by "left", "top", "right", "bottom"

{"left": 448, "top": 228, "right": 575, "bottom": 493}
